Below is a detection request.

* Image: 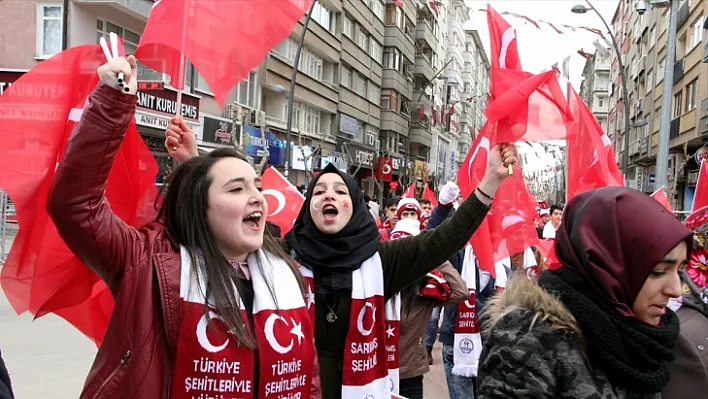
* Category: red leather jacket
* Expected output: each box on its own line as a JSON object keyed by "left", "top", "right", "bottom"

{"left": 47, "top": 83, "right": 321, "bottom": 398}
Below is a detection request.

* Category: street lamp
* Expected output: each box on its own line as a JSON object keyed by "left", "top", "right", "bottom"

{"left": 572, "top": 1, "right": 631, "bottom": 183}
{"left": 284, "top": 3, "right": 316, "bottom": 182}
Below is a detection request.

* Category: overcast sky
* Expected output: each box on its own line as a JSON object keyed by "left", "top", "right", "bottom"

{"left": 463, "top": 0, "right": 620, "bottom": 90}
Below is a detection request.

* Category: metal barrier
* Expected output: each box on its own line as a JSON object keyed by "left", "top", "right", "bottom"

{"left": 0, "top": 190, "right": 17, "bottom": 264}
{"left": 674, "top": 211, "right": 690, "bottom": 222}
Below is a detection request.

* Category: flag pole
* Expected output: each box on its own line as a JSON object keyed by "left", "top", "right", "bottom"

{"left": 174, "top": 0, "right": 190, "bottom": 118}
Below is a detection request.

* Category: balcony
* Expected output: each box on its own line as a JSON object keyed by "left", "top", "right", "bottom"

{"left": 593, "top": 82, "right": 609, "bottom": 92}
{"left": 413, "top": 89, "right": 434, "bottom": 109}
{"left": 414, "top": 54, "right": 436, "bottom": 81}
{"left": 461, "top": 69, "right": 473, "bottom": 83}
{"left": 410, "top": 124, "right": 433, "bottom": 147}
{"left": 677, "top": 0, "right": 689, "bottom": 28}
{"left": 460, "top": 87, "right": 471, "bottom": 102}
{"left": 73, "top": 0, "right": 154, "bottom": 20}
{"left": 382, "top": 69, "right": 413, "bottom": 101}
{"left": 629, "top": 139, "right": 640, "bottom": 156}
{"left": 415, "top": 22, "right": 438, "bottom": 52}
{"left": 384, "top": 26, "right": 415, "bottom": 61}
{"left": 640, "top": 136, "right": 649, "bottom": 155}
{"left": 670, "top": 117, "right": 680, "bottom": 139}
{"left": 673, "top": 58, "right": 684, "bottom": 84}
{"left": 380, "top": 110, "right": 409, "bottom": 136}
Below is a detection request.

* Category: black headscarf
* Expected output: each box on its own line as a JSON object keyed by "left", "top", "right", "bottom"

{"left": 538, "top": 186, "right": 691, "bottom": 394}
{"left": 285, "top": 163, "right": 381, "bottom": 295}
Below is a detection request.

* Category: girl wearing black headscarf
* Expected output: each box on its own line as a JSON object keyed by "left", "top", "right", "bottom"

{"left": 285, "top": 146, "right": 518, "bottom": 399}
{"left": 477, "top": 186, "right": 692, "bottom": 398}
{"left": 164, "top": 125, "right": 518, "bottom": 398}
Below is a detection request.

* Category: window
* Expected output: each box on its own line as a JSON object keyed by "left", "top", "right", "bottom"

{"left": 691, "top": 16, "right": 704, "bottom": 48}
{"left": 658, "top": 58, "right": 665, "bottom": 82}
{"left": 355, "top": 73, "right": 367, "bottom": 97}
{"left": 686, "top": 79, "right": 698, "bottom": 111}
{"left": 371, "top": 0, "right": 384, "bottom": 21}
{"left": 38, "top": 4, "right": 62, "bottom": 58}
{"left": 236, "top": 71, "right": 258, "bottom": 108}
{"left": 370, "top": 40, "right": 383, "bottom": 64}
{"left": 368, "top": 84, "right": 381, "bottom": 105}
{"left": 384, "top": 4, "right": 404, "bottom": 29}
{"left": 312, "top": 1, "right": 332, "bottom": 32}
{"left": 97, "top": 20, "right": 140, "bottom": 55}
{"left": 664, "top": 10, "right": 670, "bottom": 31}
{"left": 343, "top": 15, "right": 354, "bottom": 37}
{"left": 598, "top": 98, "right": 604, "bottom": 107}
{"left": 647, "top": 70, "right": 653, "bottom": 90}
{"left": 341, "top": 66, "right": 352, "bottom": 88}
{"left": 650, "top": 27, "right": 657, "bottom": 47}
{"left": 196, "top": 71, "right": 212, "bottom": 93}
{"left": 273, "top": 37, "right": 324, "bottom": 80}
{"left": 673, "top": 91, "right": 683, "bottom": 118}
{"left": 291, "top": 102, "right": 322, "bottom": 133}
{"left": 358, "top": 30, "right": 368, "bottom": 50}
{"left": 383, "top": 47, "right": 402, "bottom": 70}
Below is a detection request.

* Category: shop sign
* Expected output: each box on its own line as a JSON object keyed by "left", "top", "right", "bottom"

{"left": 321, "top": 152, "right": 348, "bottom": 172}
{"left": 339, "top": 113, "right": 360, "bottom": 137}
{"left": 351, "top": 147, "right": 376, "bottom": 167}
{"left": 136, "top": 110, "right": 202, "bottom": 137}
{"left": 291, "top": 145, "right": 313, "bottom": 171}
{"left": 0, "top": 70, "right": 26, "bottom": 95}
{"left": 137, "top": 89, "right": 200, "bottom": 120}
{"left": 243, "top": 126, "right": 285, "bottom": 166}
{"left": 391, "top": 157, "right": 402, "bottom": 171}
{"left": 202, "top": 115, "right": 234, "bottom": 145}
{"left": 450, "top": 151, "right": 457, "bottom": 178}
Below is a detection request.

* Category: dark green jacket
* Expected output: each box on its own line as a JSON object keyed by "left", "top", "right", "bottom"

{"left": 290, "top": 195, "right": 490, "bottom": 399}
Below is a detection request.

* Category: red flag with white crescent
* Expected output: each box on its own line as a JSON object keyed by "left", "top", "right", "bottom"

{"left": 260, "top": 166, "right": 305, "bottom": 235}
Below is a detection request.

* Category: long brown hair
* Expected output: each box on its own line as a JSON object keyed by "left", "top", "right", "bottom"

{"left": 156, "top": 148, "right": 301, "bottom": 349}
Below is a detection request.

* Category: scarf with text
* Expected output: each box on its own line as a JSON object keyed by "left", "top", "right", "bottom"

{"left": 171, "top": 246, "right": 314, "bottom": 399}
{"left": 452, "top": 245, "right": 484, "bottom": 377}
{"left": 300, "top": 253, "right": 402, "bottom": 398}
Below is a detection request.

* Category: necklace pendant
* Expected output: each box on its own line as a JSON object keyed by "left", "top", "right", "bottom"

{"left": 326, "top": 310, "right": 338, "bottom": 323}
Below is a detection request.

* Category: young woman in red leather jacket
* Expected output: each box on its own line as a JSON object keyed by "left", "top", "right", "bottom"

{"left": 47, "top": 56, "right": 320, "bottom": 398}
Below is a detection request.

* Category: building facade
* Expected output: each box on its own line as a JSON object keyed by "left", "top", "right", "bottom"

{"left": 0, "top": 0, "right": 489, "bottom": 197}
{"left": 608, "top": 0, "right": 708, "bottom": 210}
{"left": 579, "top": 50, "right": 611, "bottom": 134}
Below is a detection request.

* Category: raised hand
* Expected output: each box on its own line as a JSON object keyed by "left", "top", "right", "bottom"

{"left": 165, "top": 117, "right": 199, "bottom": 163}
{"left": 439, "top": 182, "right": 460, "bottom": 206}
{"left": 97, "top": 55, "right": 137, "bottom": 95}
{"left": 486, "top": 144, "right": 519, "bottom": 183}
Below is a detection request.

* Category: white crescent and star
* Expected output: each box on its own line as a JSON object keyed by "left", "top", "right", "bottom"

{"left": 386, "top": 325, "right": 396, "bottom": 338}
{"left": 463, "top": 289, "right": 476, "bottom": 309}
{"left": 382, "top": 164, "right": 392, "bottom": 175}
{"left": 467, "top": 137, "right": 490, "bottom": 183}
{"left": 499, "top": 27, "right": 517, "bottom": 69}
{"left": 264, "top": 313, "right": 305, "bottom": 355}
{"left": 357, "top": 302, "right": 376, "bottom": 337}
{"left": 305, "top": 284, "right": 315, "bottom": 310}
{"left": 196, "top": 311, "right": 230, "bottom": 353}
{"left": 262, "top": 189, "right": 286, "bottom": 216}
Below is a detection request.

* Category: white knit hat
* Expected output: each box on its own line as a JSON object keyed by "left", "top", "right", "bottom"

{"left": 396, "top": 197, "right": 422, "bottom": 220}
{"left": 389, "top": 218, "right": 421, "bottom": 240}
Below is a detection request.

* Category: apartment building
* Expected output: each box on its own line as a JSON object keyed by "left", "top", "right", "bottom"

{"left": 1, "top": 0, "right": 484, "bottom": 196}
{"left": 460, "top": 29, "right": 490, "bottom": 168}
{"left": 579, "top": 50, "right": 611, "bottom": 134}
{"left": 608, "top": 0, "right": 708, "bottom": 210}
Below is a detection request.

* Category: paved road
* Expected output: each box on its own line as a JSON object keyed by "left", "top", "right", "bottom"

{"left": 0, "top": 287, "right": 97, "bottom": 398}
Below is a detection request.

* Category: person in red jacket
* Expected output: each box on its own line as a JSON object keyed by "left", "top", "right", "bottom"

{"left": 47, "top": 56, "right": 321, "bottom": 399}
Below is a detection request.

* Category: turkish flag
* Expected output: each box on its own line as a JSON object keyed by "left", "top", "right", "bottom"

{"left": 457, "top": 124, "right": 538, "bottom": 276}
{"left": 402, "top": 184, "right": 416, "bottom": 199}
{"left": 422, "top": 185, "right": 437, "bottom": 207}
{"left": 393, "top": 0, "right": 403, "bottom": 6}
{"left": 135, "top": 0, "right": 313, "bottom": 106}
{"left": 651, "top": 189, "right": 673, "bottom": 212}
{"left": 693, "top": 161, "right": 708, "bottom": 211}
{"left": 566, "top": 84, "right": 624, "bottom": 200}
{"left": 376, "top": 157, "right": 393, "bottom": 182}
{"left": 0, "top": 45, "right": 159, "bottom": 345}
{"left": 261, "top": 167, "right": 304, "bottom": 235}
{"left": 485, "top": 5, "right": 571, "bottom": 144}
{"left": 535, "top": 240, "right": 561, "bottom": 269}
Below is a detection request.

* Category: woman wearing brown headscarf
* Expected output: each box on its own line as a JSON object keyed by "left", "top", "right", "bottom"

{"left": 477, "top": 187, "right": 692, "bottom": 398}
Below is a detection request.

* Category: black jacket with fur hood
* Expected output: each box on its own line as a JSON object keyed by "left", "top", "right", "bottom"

{"left": 477, "top": 276, "right": 661, "bottom": 399}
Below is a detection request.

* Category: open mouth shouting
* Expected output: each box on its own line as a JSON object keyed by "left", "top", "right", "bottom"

{"left": 322, "top": 204, "right": 339, "bottom": 223}
{"left": 243, "top": 211, "right": 263, "bottom": 230}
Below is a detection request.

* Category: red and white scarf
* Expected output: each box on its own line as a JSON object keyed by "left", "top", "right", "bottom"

{"left": 452, "top": 245, "right": 484, "bottom": 377}
{"left": 299, "top": 253, "right": 402, "bottom": 398}
{"left": 171, "top": 246, "right": 314, "bottom": 399}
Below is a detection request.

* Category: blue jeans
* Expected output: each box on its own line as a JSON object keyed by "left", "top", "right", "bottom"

{"left": 443, "top": 344, "right": 475, "bottom": 399}
{"left": 425, "top": 306, "right": 441, "bottom": 349}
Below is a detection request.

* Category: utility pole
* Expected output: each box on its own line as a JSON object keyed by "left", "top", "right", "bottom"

{"left": 655, "top": 0, "right": 679, "bottom": 190}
